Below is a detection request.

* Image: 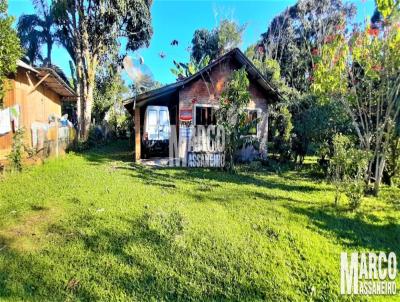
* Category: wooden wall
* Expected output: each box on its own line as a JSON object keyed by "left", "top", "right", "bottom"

{"left": 0, "top": 67, "right": 62, "bottom": 159}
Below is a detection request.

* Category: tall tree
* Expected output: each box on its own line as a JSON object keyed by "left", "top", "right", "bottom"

{"left": 259, "top": 0, "right": 355, "bottom": 93}
{"left": 93, "top": 64, "right": 129, "bottom": 123}
{"left": 0, "top": 0, "right": 22, "bottom": 106}
{"left": 190, "top": 19, "right": 245, "bottom": 64}
{"left": 52, "top": 0, "right": 153, "bottom": 139}
{"left": 312, "top": 0, "right": 400, "bottom": 195}
{"left": 17, "top": 0, "right": 56, "bottom": 65}
{"left": 191, "top": 29, "right": 218, "bottom": 64}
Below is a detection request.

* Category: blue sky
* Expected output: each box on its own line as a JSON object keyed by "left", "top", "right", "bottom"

{"left": 8, "top": 0, "right": 375, "bottom": 85}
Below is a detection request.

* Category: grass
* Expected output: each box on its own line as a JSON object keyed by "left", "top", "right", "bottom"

{"left": 0, "top": 140, "right": 399, "bottom": 301}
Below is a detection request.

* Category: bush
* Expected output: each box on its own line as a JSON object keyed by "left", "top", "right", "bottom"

{"left": 248, "top": 160, "right": 263, "bottom": 171}
{"left": 7, "top": 128, "right": 25, "bottom": 172}
{"left": 344, "top": 179, "right": 365, "bottom": 209}
{"left": 329, "top": 134, "right": 369, "bottom": 209}
{"left": 69, "top": 125, "right": 109, "bottom": 152}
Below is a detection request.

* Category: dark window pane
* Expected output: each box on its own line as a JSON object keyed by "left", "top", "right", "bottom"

{"left": 195, "top": 107, "right": 217, "bottom": 126}
{"left": 247, "top": 110, "right": 258, "bottom": 135}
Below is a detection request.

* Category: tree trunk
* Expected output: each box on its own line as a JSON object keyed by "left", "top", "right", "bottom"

{"left": 82, "top": 81, "right": 94, "bottom": 140}
{"left": 47, "top": 39, "right": 52, "bottom": 65}
{"left": 75, "top": 54, "right": 84, "bottom": 139}
{"left": 373, "top": 155, "right": 386, "bottom": 196}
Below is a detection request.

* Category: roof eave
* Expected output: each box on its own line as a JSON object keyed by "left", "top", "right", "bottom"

{"left": 37, "top": 68, "right": 77, "bottom": 98}
{"left": 123, "top": 48, "right": 283, "bottom": 111}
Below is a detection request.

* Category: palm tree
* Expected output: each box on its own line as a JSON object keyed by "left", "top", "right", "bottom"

{"left": 17, "top": 0, "right": 55, "bottom": 65}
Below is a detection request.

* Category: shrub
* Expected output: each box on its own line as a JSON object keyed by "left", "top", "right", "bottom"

{"left": 344, "top": 179, "right": 365, "bottom": 209}
{"left": 7, "top": 128, "right": 25, "bottom": 172}
{"left": 217, "top": 68, "right": 251, "bottom": 172}
{"left": 248, "top": 160, "right": 263, "bottom": 171}
{"left": 329, "top": 134, "right": 369, "bottom": 209}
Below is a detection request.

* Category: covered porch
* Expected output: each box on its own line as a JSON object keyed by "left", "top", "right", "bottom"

{"left": 125, "top": 87, "right": 179, "bottom": 161}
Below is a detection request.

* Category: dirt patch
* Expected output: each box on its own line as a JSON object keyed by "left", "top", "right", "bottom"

{"left": 0, "top": 207, "right": 62, "bottom": 252}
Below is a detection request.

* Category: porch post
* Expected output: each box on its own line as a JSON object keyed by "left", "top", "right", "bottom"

{"left": 134, "top": 108, "right": 141, "bottom": 161}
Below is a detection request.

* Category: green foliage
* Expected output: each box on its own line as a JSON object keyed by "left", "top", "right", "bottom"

{"left": 170, "top": 55, "right": 210, "bottom": 80}
{"left": 92, "top": 64, "right": 134, "bottom": 139}
{"left": 173, "top": 19, "right": 245, "bottom": 80}
{"left": 190, "top": 19, "right": 245, "bottom": 64}
{"left": 107, "top": 107, "right": 131, "bottom": 138}
{"left": 0, "top": 0, "right": 22, "bottom": 105}
{"left": 270, "top": 106, "right": 293, "bottom": 162}
{"left": 312, "top": 11, "right": 400, "bottom": 195}
{"left": 7, "top": 128, "right": 25, "bottom": 172}
{"left": 217, "top": 68, "right": 251, "bottom": 172}
{"left": 329, "top": 134, "right": 369, "bottom": 208}
{"left": 384, "top": 122, "right": 400, "bottom": 186}
{"left": 17, "top": 0, "right": 56, "bottom": 64}
{"left": 52, "top": 0, "right": 153, "bottom": 53}
{"left": 191, "top": 28, "right": 219, "bottom": 64}
{"left": 217, "top": 19, "right": 245, "bottom": 55}
{"left": 52, "top": 0, "right": 153, "bottom": 138}
{"left": 376, "top": 0, "right": 399, "bottom": 18}
{"left": 260, "top": 0, "right": 355, "bottom": 93}
{"left": 93, "top": 67, "right": 129, "bottom": 123}
{"left": 292, "top": 96, "right": 352, "bottom": 163}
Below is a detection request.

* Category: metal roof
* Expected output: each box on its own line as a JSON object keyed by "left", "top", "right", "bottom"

{"left": 17, "top": 61, "right": 77, "bottom": 99}
{"left": 36, "top": 67, "right": 77, "bottom": 98}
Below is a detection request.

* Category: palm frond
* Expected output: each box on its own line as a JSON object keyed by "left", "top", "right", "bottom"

{"left": 17, "top": 14, "right": 42, "bottom": 35}
{"left": 32, "top": 0, "right": 49, "bottom": 19}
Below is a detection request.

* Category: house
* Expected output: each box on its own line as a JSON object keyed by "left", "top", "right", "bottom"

{"left": 0, "top": 61, "right": 77, "bottom": 161}
{"left": 124, "top": 48, "right": 281, "bottom": 165}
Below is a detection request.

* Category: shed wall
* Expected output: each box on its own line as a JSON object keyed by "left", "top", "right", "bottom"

{"left": 0, "top": 68, "right": 62, "bottom": 159}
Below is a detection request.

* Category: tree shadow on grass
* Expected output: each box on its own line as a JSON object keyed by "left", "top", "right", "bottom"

{"left": 119, "top": 164, "right": 325, "bottom": 196}
{"left": 285, "top": 204, "right": 400, "bottom": 257}
{"left": 77, "top": 139, "right": 134, "bottom": 165}
{"left": 0, "top": 235, "right": 69, "bottom": 301}
{"left": 31, "top": 213, "right": 276, "bottom": 301}
{"left": 78, "top": 141, "right": 326, "bottom": 194}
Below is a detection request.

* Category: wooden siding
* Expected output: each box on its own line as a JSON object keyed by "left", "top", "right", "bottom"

{"left": 0, "top": 67, "right": 62, "bottom": 159}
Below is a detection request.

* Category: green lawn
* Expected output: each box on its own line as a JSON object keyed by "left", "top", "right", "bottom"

{"left": 0, "top": 141, "right": 399, "bottom": 301}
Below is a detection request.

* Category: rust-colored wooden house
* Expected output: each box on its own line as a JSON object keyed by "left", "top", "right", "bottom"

{"left": 124, "top": 48, "right": 281, "bottom": 164}
{"left": 0, "top": 61, "right": 76, "bottom": 160}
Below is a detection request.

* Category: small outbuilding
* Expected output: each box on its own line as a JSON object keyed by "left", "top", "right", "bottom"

{"left": 0, "top": 61, "right": 77, "bottom": 161}
{"left": 124, "top": 48, "right": 281, "bottom": 165}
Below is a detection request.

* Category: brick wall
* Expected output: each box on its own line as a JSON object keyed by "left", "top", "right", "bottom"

{"left": 179, "top": 59, "right": 268, "bottom": 115}
{"left": 178, "top": 57, "right": 271, "bottom": 161}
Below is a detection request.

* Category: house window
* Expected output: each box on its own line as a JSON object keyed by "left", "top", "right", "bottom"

{"left": 246, "top": 109, "right": 260, "bottom": 135}
{"left": 195, "top": 106, "right": 217, "bottom": 126}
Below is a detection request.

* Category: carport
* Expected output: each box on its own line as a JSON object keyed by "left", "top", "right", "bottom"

{"left": 124, "top": 87, "right": 179, "bottom": 161}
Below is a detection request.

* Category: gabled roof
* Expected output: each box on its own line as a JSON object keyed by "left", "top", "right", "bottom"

{"left": 17, "top": 61, "right": 77, "bottom": 99}
{"left": 124, "top": 48, "right": 282, "bottom": 112}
